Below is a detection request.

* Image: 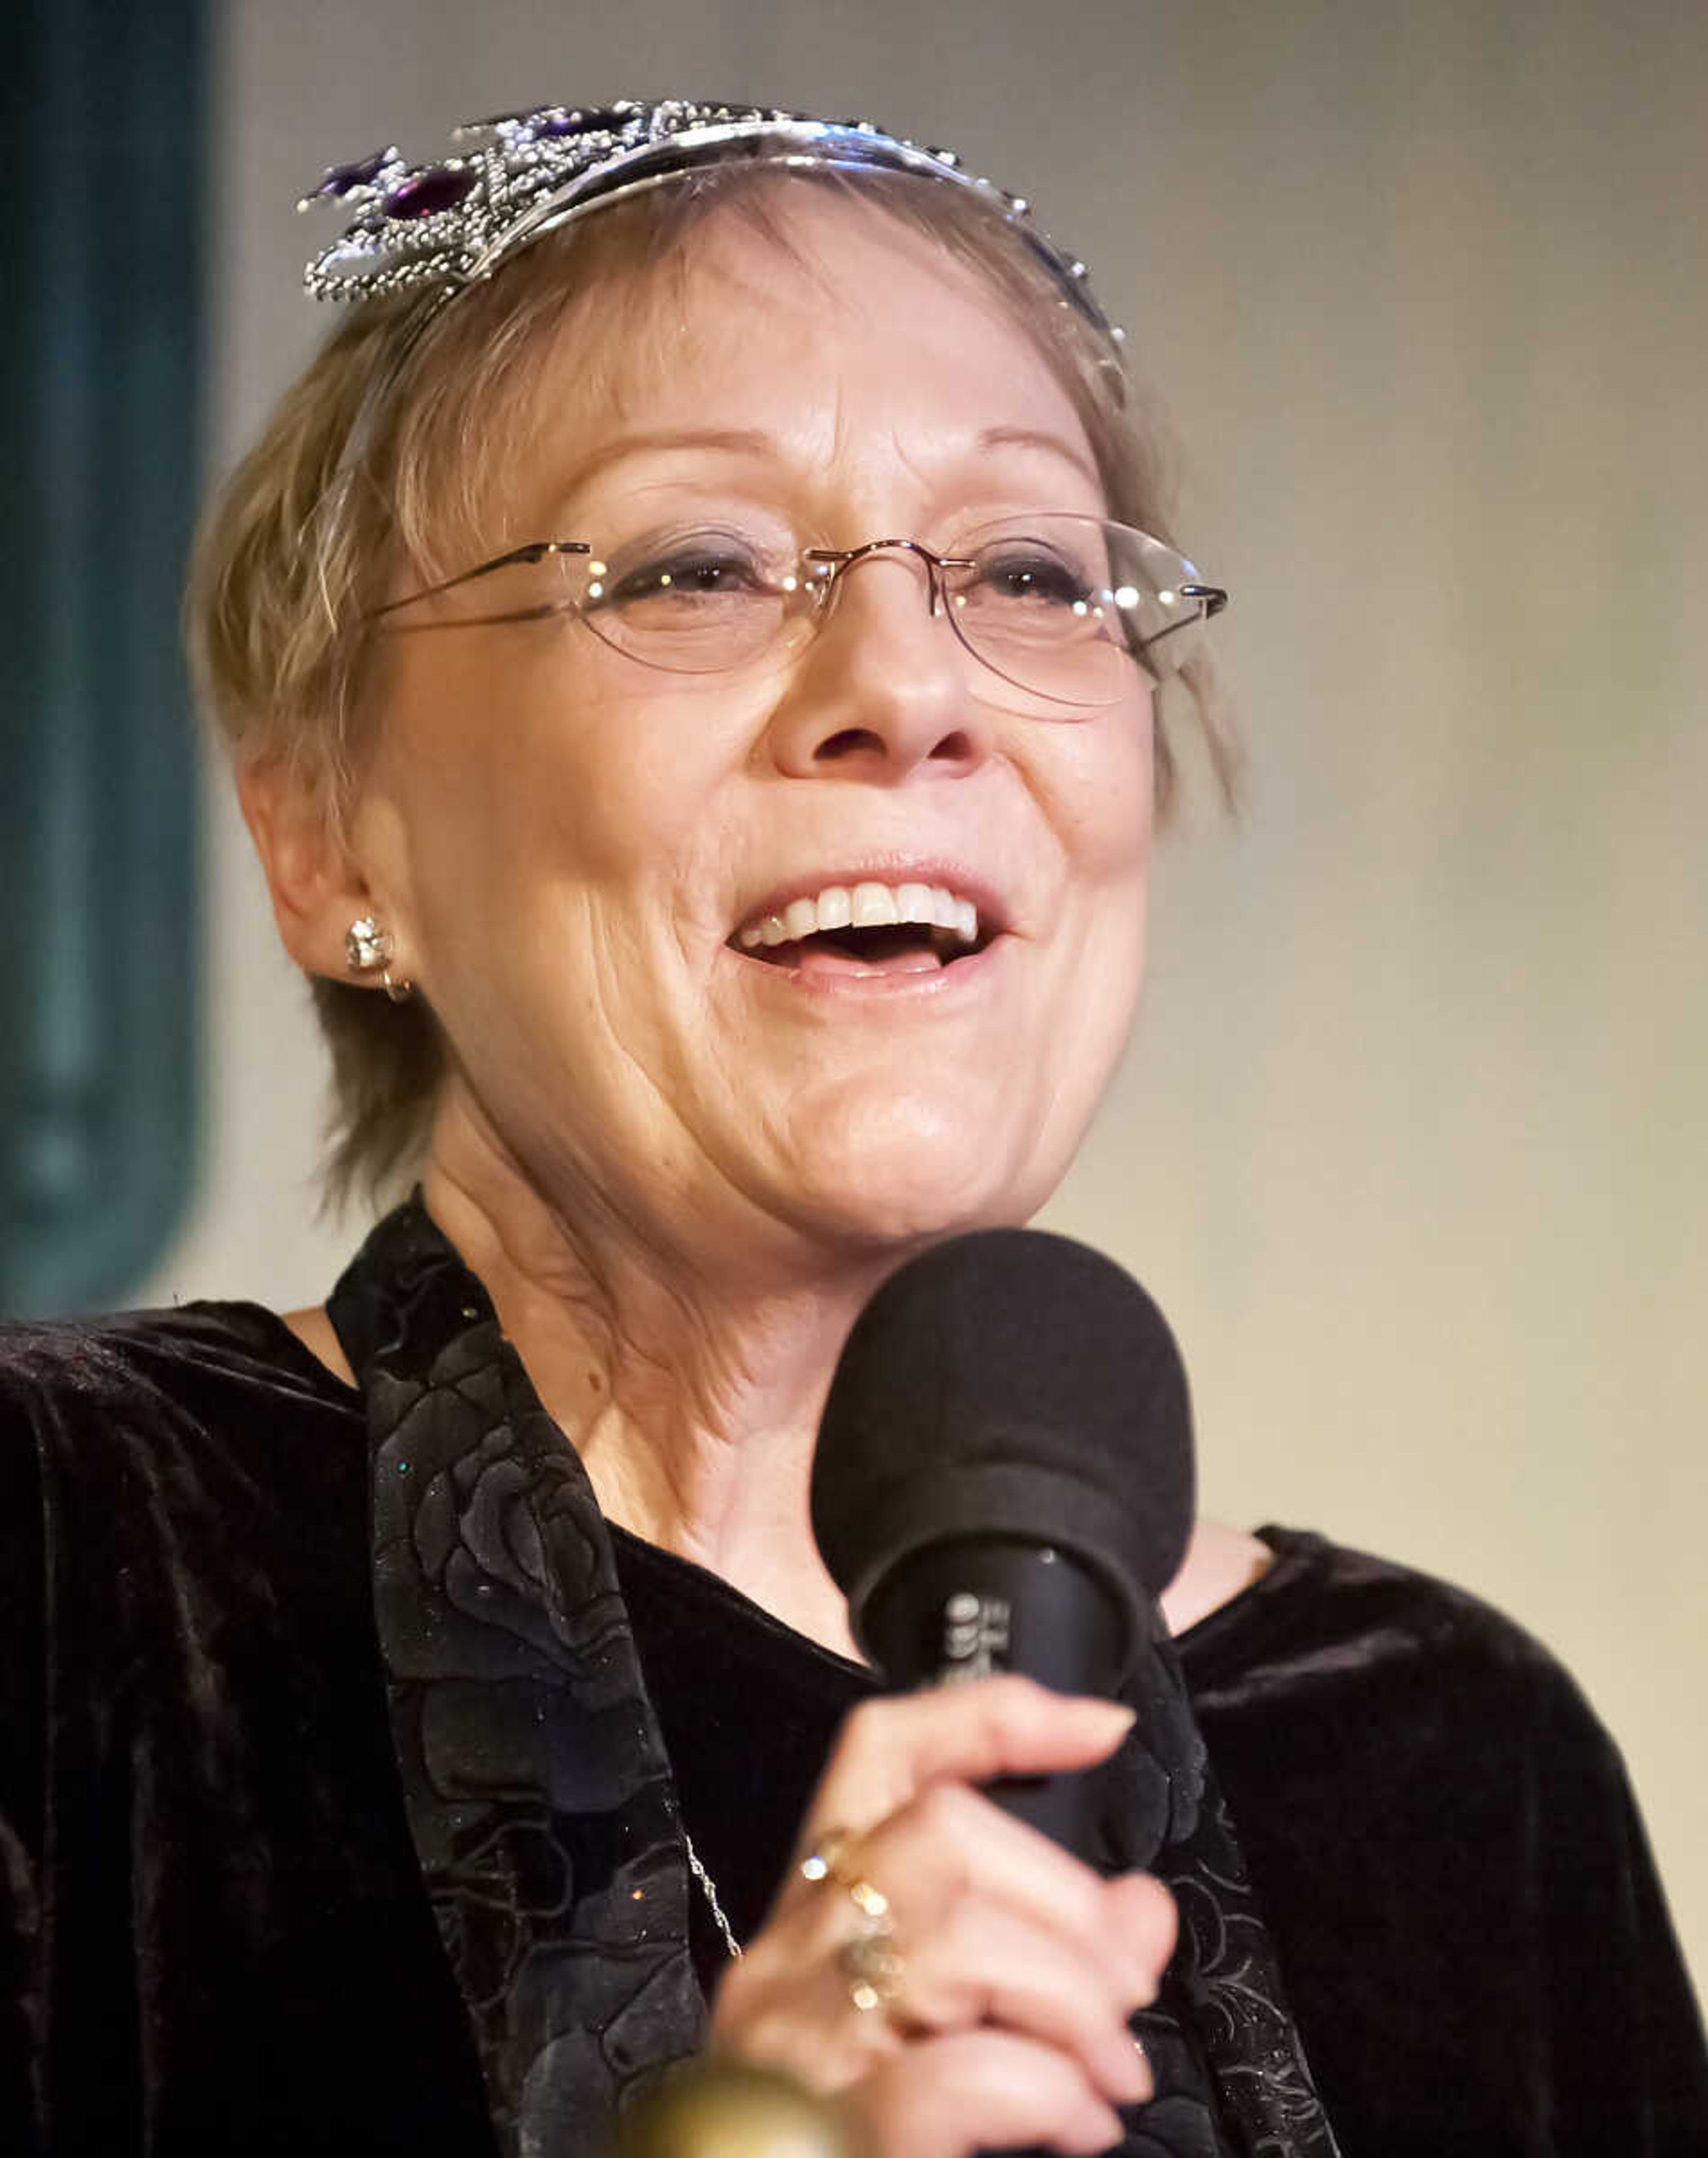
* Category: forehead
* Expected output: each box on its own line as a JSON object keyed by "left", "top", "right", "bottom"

{"left": 501, "top": 187, "right": 1098, "bottom": 510}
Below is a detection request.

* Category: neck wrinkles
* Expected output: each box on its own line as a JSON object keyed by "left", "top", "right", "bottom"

{"left": 418, "top": 1083, "right": 901, "bottom": 1654}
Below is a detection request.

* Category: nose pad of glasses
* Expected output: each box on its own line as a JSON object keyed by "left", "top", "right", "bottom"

{"left": 809, "top": 540, "right": 948, "bottom": 618}
{"left": 794, "top": 552, "right": 983, "bottom": 767}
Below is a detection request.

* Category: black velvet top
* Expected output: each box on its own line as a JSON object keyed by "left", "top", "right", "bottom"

{"left": 2, "top": 1296, "right": 1704, "bottom": 2156}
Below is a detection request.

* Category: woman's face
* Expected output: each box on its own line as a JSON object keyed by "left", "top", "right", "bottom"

{"left": 356, "top": 191, "right": 1154, "bottom": 1266}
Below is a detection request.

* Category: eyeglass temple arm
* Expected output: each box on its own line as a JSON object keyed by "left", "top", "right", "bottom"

{"left": 1129, "top": 584, "right": 1230, "bottom": 664}
{"left": 370, "top": 540, "right": 592, "bottom": 619}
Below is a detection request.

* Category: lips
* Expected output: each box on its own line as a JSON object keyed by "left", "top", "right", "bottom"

{"left": 729, "top": 877, "right": 995, "bottom": 977}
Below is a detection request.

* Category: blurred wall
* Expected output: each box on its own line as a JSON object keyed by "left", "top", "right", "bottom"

{"left": 139, "top": 0, "right": 1707, "bottom": 1985}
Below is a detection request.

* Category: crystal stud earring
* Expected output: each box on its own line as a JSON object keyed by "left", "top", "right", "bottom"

{"left": 344, "top": 914, "right": 414, "bottom": 1002}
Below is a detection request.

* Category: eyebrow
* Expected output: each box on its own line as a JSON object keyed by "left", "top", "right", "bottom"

{"left": 556, "top": 424, "right": 1100, "bottom": 492}
{"left": 558, "top": 428, "right": 779, "bottom": 490}
{"left": 974, "top": 426, "right": 1101, "bottom": 486}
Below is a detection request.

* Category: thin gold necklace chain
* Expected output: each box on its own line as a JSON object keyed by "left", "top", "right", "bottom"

{"left": 683, "top": 1829, "right": 743, "bottom": 1961}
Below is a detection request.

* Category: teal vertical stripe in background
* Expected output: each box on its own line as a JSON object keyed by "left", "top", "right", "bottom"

{"left": 0, "top": 0, "right": 204, "bottom": 1313}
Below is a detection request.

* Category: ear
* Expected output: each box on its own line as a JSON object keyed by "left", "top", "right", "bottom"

{"left": 238, "top": 755, "right": 382, "bottom": 985}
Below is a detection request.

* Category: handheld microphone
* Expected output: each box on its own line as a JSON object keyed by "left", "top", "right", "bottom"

{"left": 810, "top": 1227, "right": 1194, "bottom": 1852}
{"left": 611, "top": 1232, "right": 1197, "bottom": 2158}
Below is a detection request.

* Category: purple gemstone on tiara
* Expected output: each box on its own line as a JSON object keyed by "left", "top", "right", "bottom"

{"left": 313, "top": 149, "right": 390, "bottom": 198}
{"left": 384, "top": 164, "right": 476, "bottom": 219}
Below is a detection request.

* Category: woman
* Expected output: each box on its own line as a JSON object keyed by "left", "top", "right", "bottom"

{"left": 1, "top": 100, "right": 1701, "bottom": 2158}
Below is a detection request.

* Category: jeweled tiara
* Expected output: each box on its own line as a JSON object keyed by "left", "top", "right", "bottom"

{"left": 298, "top": 96, "right": 1123, "bottom": 356}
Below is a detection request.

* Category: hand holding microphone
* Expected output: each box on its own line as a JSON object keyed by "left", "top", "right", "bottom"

{"left": 706, "top": 1230, "right": 1192, "bottom": 2158}
{"left": 709, "top": 1676, "right": 1169, "bottom": 2157}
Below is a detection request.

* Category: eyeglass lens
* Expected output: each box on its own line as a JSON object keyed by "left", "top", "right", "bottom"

{"left": 406, "top": 515, "right": 1218, "bottom": 704}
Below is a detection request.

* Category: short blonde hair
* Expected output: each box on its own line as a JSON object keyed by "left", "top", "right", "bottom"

{"left": 188, "top": 165, "right": 1234, "bottom": 1207}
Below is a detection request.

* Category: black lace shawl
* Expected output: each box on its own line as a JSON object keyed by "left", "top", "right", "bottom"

{"left": 320, "top": 1197, "right": 1334, "bottom": 2154}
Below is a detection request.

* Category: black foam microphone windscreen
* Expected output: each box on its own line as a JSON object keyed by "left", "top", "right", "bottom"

{"left": 810, "top": 1227, "right": 1195, "bottom": 1695}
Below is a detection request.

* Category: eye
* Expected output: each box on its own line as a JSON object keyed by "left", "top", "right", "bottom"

{"left": 969, "top": 545, "right": 1094, "bottom": 609}
{"left": 598, "top": 533, "right": 775, "bottom": 611}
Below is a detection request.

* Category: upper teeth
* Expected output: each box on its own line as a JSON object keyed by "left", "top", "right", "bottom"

{"left": 737, "top": 881, "right": 979, "bottom": 950}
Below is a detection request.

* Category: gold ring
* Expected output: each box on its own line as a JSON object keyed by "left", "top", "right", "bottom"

{"left": 800, "top": 1826, "right": 859, "bottom": 1886}
{"left": 802, "top": 1830, "right": 905, "bottom": 2016}
{"left": 802, "top": 1832, "right": 891, "bottom": 1917}
{"left": 837, "top": 1923, "right": 904, "bottom": 2013}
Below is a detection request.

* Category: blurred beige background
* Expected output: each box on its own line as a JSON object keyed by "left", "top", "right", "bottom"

{"left": 139, "top": 0, "right": 1706, "bottom": 1986}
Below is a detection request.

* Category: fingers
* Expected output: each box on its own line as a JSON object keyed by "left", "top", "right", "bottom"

{"left": 851, "top": 2027, "right": 1143, "bottom": 2158}
{"left": 793, "top": 1676, "right": 1136, "bottom": 1851}
{"left": 712, "top": 1677, "right": 1171, "bottom": 2158}
{"left": 721, "top": 1833, "right": 1162, "bottom": 2112}
{"left": 786, "top": 1775, "right": 1160, "bottom": 1967}
{"left": 1105, "top": 1867, "right": 1177, "bottom": 1969}
{"left": 892, "top": 1894, "right": 1156, "bottom": 2102}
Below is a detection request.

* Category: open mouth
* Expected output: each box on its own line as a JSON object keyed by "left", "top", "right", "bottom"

{"left": 729, "top": 881, "right": 996, "bottom": 978}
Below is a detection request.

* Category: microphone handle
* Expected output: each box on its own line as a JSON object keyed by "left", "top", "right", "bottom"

{"left": 858, "top": 1537, "right": 1137, "bottom": 1853}
{"left": 859, "top": 1542, "right": 1143, "bottom": 2157}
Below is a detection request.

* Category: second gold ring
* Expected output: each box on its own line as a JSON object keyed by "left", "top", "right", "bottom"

{"left": 802, "top": 1832, "right": 905, "bottom": 2015}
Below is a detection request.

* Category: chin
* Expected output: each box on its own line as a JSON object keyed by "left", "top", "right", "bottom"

{"left": 773, "top": 1088, "right": 1069, "bottom": 1251}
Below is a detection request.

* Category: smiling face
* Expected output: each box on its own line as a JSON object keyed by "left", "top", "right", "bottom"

{"left": 347, "top": 189, "right": 1154, "bottom": 1273}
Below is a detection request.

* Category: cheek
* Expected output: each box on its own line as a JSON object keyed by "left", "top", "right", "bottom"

{"left": 1054, "top": 693, "right": 1156, "bottom": 898}
{"left": 1042, "top": 702, "right": 1154, "bottom": 1065}
{"left": 377, "top": 655, "right": 740, "bottom": 941}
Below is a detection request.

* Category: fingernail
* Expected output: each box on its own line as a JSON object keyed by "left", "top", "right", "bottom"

{"left": 1102, "top": 2028, "right": 1150, "bottom": 2101}
{"left": 1120, "top": 2035, "right": 1153, "bottom": 2102}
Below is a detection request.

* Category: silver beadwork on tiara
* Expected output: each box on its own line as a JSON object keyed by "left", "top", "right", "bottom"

{"left": 297, "top": 97, "right": 1124, "bottom": 356}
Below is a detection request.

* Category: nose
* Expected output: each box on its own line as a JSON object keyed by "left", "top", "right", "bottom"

{"left": 762, "top": 545, "right": 995, "bottom": 782}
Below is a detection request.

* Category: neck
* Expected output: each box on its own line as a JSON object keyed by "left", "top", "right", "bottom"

{"left": 419, "top": 1093, "right": 901, "bottom": 1657}
{"left": 298, "top": 1095, "right": 1262, "bottom": 1658}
